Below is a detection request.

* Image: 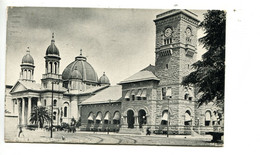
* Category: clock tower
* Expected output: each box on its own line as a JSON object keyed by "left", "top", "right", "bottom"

{"left": 154, "top": 9, "right": 200, "bottom": 100}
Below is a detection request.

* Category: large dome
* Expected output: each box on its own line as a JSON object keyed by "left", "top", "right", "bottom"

{"left": 62, "top": 51, "right": 98, "bottom": 83}
{"left": 46, "top": 33, "right": 60, "bottom": 56}
{"left": 22, "top": 47, "right": 34, "bottom": 65}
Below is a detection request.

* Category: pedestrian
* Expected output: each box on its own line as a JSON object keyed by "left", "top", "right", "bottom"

{"left": 18, "top": 126, "right": 24, "bottom": 137}
{"left": 146, "top": 127, "right": 151, "bottom": 136}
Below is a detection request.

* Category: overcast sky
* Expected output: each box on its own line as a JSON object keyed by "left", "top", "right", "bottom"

{"left": 5, "top": 7, "right": 206, "bottom": 86}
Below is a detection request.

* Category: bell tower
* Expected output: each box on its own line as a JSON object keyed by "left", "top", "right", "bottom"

{"left": 154, "top": 9, "right": 200, "bottom": 100}
{"left": 41, "top": 33, "right": 63, "bottom": 89}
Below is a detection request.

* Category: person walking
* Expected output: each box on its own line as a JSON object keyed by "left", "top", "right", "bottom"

{"left": 18, "top": 126, "right": 24, "bottom": 137}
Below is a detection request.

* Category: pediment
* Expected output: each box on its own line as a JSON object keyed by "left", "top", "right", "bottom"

{"left": 10, "top": 81, "right": 27, "bottom": 93}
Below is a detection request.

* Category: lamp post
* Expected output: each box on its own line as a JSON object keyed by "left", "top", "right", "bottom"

{"left": 107, "top": 99, "right": 111, "bottom": 135}
{"left": 50, "top": 82, "right": 54, "bottom": 138}
{"left": 167, "top": 97, "right": 170, "bottom": 138}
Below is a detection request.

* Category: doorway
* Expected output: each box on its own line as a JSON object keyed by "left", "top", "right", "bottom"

{"left": 138, "top": 109, "right": 146, "bottom": 128}
{"left": 127, "top": 110, "right": 134, "bottom": 128}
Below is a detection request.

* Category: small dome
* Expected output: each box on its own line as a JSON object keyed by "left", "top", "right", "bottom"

{"left": 69, "top": 67, "right": 82, "bottom": 79}
{"left": 99, "top": 72, "right": 110, "bottom": 84}
{"left": 22, "top": 47, "right": 34, "bottom": 65}
{"left": 62, "top": 49, "right": 98, "bottom": 83}
{"left": 46, "top": 33, "right": 60, "bottom": 56}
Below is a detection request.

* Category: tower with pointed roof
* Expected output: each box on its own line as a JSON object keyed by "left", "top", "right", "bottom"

{"left": 20, "top": 47, "right": 35, "bottom": 82}
{"left": 41, "top": 33, "right": 63, "bottom": 89}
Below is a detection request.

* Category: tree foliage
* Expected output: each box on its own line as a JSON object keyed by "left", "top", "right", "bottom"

{"left": 182, "top": 10, "right": 226, "bottom": 108}
{"left": 30, "top": 106, "right": 51, "bottom": 128}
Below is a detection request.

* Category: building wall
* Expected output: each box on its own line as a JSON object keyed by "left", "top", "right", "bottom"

{"left": 81, "top": 102, "right": 121, "bottom": 126}
{"left": 121, "top": 80, "right": 158, "bottom": 128}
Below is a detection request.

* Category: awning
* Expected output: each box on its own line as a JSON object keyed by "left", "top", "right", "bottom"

{"left": 161, "top": 111, "right": 168, "bottom": 121}
{"left": 205, "top": 112, "right": 211, "bottom": 121}
{"left": 113, "top": 112, "right": 120, "bottom": 120}
{"left": 96, "top": 113, "right": 102, "bottom": 121}
{"left": 125, "top": 91, "right": 130, "bottom": 99}
{"left": 104, "top": 112, "right": 111, "bottom": 120}
{"left": 136, "top": 89, "right": 142, "bottom": 97}
{"left": 185, "top": 112, "right": 191, "bottom": 121}
{"left": 141, "top": 89, "right": 147, "bottom": 97}
{"left": 88, "top": 113, "right": 94, "bottom": 121}
{"left": 131, "top": 90, "right": 136, "bottom": 95}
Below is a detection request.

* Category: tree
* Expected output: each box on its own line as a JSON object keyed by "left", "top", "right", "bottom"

{"left": 30, "top": 106, "right": 51, "bottom": 128}
{"left": 182, "top": 10, "right": 226, "bottom": 108}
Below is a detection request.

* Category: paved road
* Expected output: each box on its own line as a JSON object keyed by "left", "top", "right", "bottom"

{"left": 5, "top": 129, "right": 221, "bottom": 146}
{"left": 4, "top": 117, "right": 222, "bottom": 146}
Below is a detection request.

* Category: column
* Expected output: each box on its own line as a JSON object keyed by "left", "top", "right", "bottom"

{"left": 17, "top": 99, "right": 21, "bottom": 126}
{"left": 57, "top": 62, "right": 59, "bottom": 74}
{"left": 27, "top": 97, "right": 32, "bottom": 125}
{"left": 22, "top": 98, "right": 25, "bottom": 125}
{"left": 48, "top": 62, "right": 51, "bottom": 73}
{"left": 12, "top": 99, "right": 15, "bottom": 114}
{"left": 135, "top": 116, "right": 138, "bottom": 128}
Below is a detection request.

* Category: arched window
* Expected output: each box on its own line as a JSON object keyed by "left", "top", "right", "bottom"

{"left": 95, "top": 112, "right": 102, "bottom": 124}
{"left": 184, "top": 93, "right": 189, "bottom": 100}
{"left": 44, "top": 100, "right": 47, "bottom": 106}
{"left": 53, "top": 100, "right": 57, "bottom": 106}
{"left": 88, "top": 112, "right": 94, "bottom": 124}
{"left": 53, "top": 111, "right": 57, "bottom": 120}
{"left": 50, "top": 62, "right": 53, "bottom": 73}
{"left": 205, "top": 111, "right": 211, "bottom": 126}
{"left": 64, "top": 107, "right": 68, "bottom": 117}
{"left": 161, "top": 110, "right": 169, "bottom": 125}
{"left": 113, "top": 111, "right": 121, "bottom": 124}
{"left": 184, "top": 110, "right": 192, "bottom": 126}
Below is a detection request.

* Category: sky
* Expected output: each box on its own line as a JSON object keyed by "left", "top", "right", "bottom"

{"left": 5, "top": 7, "right": 206, "bottom": 86}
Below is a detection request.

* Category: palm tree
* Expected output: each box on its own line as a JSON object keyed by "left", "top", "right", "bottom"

{"left": 30, "top": 106, "right": 51, "bottom": 128}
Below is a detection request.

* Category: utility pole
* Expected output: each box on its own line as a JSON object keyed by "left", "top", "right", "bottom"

{"left": 167, "top": 97, "right": 169, "bottom": 138}
{"left": 51, "top": 82, "right": 54, "bottom": 138}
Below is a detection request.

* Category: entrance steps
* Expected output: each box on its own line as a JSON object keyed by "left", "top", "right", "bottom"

{"left": 119, "top": 127, "right": 144, "bottom": 135}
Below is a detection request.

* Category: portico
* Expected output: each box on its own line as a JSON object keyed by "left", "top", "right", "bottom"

{"left": 12, "top": 96, "right": 40, "bottom": 126}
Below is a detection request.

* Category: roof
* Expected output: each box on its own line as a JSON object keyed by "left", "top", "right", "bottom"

{"left": 10, "top": 80, "right": 42, "bottom": 93}
{"left": 18, "top": 80, "right": 41, "bottom": 90}
{"left": 119, "top": 70, "right": 159, "bottom": 84}
{"left": 65, "top": 85, "right": 109, "bottom": 95}
{"left": 81, "top": 85, "right": 122, "bottom": 105}
{"left": 141, "top": 64, "right": 155, "bottom": 74}
{"left": 62, "top": 54, "right": 98, "bottom": 83}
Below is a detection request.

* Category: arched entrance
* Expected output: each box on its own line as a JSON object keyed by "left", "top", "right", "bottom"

{"left": 138, "top": 109, "right": 146, "bottom": 128}
{"left": 127, "top": 110, "right": 134, "bottom": 128}
{"left": 205, "top": 111, "right": 211, "bottom": 126}
{"left": 184, "top": 110, "right": 192, "bottom": 126}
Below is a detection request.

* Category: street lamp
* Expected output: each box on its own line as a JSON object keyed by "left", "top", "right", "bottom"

{"left": 167, "top": 97, "right": 170, "bottom": 138}
{"left": 107, "top": 99, "right": 111, "bottom": 135}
